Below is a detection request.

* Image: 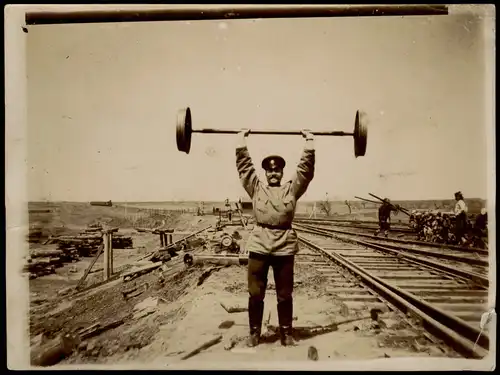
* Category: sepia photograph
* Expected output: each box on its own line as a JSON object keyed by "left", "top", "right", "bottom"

{"left": 5, "top": 4, "right": 496, "bottom": 370}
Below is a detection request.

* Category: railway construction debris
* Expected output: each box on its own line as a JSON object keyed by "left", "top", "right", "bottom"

{"left": 26, "top": 227, "right": 133, "bottom": 279}
{"left": 47, "top": 231, "right": 133, "bottom": 254}
{"left": 409, "top": 210, "right": 488, "bottom": 249}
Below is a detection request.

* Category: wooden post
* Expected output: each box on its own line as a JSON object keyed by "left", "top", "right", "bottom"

{"left": 103, "top": 232, "right": 110, "bottom": 280}
{"left": 159, "top": 231, "right": 165, "bottom": 247}
{"left": 103, "top": 230, "right": 114, "bottom": 280}
{"left": 167, "top": 234, "right": 173, "bottom": 246}
{"left": 108, "top": 231, "right": 113, "bottom": 276}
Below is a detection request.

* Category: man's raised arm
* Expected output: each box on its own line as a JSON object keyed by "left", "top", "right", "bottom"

{"left": 236, "top": 129, "right": 259, "bottom": 198}
{"left": 291, "top": 130, "right": 315, "bottom": 200}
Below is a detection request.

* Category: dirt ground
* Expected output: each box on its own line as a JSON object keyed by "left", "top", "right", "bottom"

{"left": 27, "top": 206, "right": 453, "bottom": 368}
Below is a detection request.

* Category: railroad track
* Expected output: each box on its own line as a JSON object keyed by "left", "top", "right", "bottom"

{"left": 294, "top": 221, "right": 489, "bottom": 277}
{"left": 293, "top": 223, "right": 490, "bottom": 359}
{"left": 296, "top": 218, "right": 414, "bottom": 235}
{"left": 294, "top": 219, "right": 487, "bottom": 253}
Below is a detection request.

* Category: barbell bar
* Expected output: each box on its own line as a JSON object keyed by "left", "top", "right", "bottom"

{"left": 176, "top": 107, "right": 368, "bottom": 157}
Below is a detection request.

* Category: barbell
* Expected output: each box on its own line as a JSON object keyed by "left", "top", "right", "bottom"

{"left": 176, "top": 107, "right": 368, "bottom": 157}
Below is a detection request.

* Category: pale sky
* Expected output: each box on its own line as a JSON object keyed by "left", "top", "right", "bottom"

{"left": 26, "top": 7, "right": 492, "bottom": 202}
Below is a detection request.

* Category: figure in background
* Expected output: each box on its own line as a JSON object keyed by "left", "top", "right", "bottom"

{"left": 473, "top": 207, "right": 488, "bottom": 248}
{"left": 453, "top": 191, "right": 468, "bottom": 244}
{"left": 375, "top": 199, "right": 397, "bottom": 238}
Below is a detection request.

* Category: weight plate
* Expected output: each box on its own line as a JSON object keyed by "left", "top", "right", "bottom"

{"left": 183, "top": 253, "right": 194, "bottom": 266}
{"left": 176, "top": 107, "right": 192, "bottom": 154}
{"left": 354, "top": 110, "right": 368, "bottom": 157}
{"left": 221, "top": 236, "right": 233, "bottom": 247}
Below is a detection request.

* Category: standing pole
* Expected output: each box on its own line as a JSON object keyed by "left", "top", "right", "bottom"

{"left": 103, "top": 232, "right": 110, "bottom": 280}
{"left": 159, "top": 231, "right": 165, "bottom": 247}
{"left": 108, "top": 231, "right": 114, "bottom": 276}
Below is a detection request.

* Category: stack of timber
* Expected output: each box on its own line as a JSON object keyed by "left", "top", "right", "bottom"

{"left": 409, "top": 210, "right": 488, "bottom": 248}
{"left": 50, "top": 231, "right": 133, "bottom": 256}
{"left": 24, "top": 248, "right": 79, "bottom": 280}
{"left": 54, "top": 235, "right": 103, "bottom": 257}
{"left": 110, "top": 233, "right": 133, "bottom": 249}
{"left": 27, "top": 228, "right": 44, "bottom": 243}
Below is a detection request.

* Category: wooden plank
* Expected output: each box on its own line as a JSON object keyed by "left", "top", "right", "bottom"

{"left": 76, "top": 243, "right": 104, "bottom": 290}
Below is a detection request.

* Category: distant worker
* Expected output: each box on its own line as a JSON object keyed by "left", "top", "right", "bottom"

{"left": 453, "top": 191, "right": 468, "bottom": 244}
{"left": 475, "top": 208, "right": 488, "bottom": 232}
{"left": 236, "top": 128, "right": 315, "bottom": 348}
{"left": 473, "top": 208, "right": 488, "bottom": 248}
{"left": 375, "top": 199, "right": 397, "bottom": 237}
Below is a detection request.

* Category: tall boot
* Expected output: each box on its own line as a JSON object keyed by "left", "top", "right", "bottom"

{"left": 247, "top": 299, "right": 264, "bottom": 347}
{"left": 277, "top": 300, "right": 296, "bottom": 346}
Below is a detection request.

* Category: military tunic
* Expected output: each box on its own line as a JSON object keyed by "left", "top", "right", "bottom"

{"left": 236, "top": 142, "right": 315, "bottom": 256}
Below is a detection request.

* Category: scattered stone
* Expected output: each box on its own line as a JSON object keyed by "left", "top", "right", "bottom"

{"left": 307, "top": 346, "right": 319, "bottom": 361}
{"left": 218, "top": 320, "right": 235, "bottom": 329}
{"left": 219, "top": 302, "right": 248, "bottom": 313}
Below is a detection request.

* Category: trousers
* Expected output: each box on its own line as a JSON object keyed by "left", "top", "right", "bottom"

{"left": 454, "top": 212, "right": 467, "bottom": 242}
{"left": 378, "top": 218, "right": 390, "bottom": 230}
{"left": 247, "top": 251, "right": 295, "bottom": 334}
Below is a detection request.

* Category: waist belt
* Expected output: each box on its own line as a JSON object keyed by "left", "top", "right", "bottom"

{"left": 257, "top": 222, "right": 292, "bottom": 230}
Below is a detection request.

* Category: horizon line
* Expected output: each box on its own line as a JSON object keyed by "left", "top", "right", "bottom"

{"left": 28, "top": 197, "right": 488, "bottom": 203}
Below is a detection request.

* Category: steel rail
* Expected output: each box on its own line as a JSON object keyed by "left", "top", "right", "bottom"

{"left": 25, "top": 5, "right": 449, "bottom": 25}
{"left": 295, "top": 216, "right": 399, "bottom": 225}
{"left": 298, "top": 235, "right": 489, "bottom": 358}
{"left": 294, "top": 223, "right": 489, "bottom": 288}
{"left": 294, "top": 219, "right": 488, "bottom": 255}
{"left": 297, "top": 222, "right": 488, "bottom": 267}
{"left": 296, "top": 219, "right": 414, "bottom": 233}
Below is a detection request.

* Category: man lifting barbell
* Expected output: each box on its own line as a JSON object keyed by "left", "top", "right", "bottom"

{"left": 175, "top": 106, "right": 368, "bottom": 346}
{"left": 235, "top": 128, "right": 315, "bottom": 347}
